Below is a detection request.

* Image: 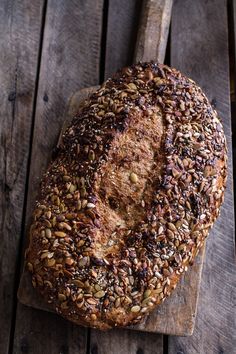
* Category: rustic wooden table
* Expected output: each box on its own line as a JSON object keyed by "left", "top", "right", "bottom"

{"left": 0, "top": 1, "right": 235, "bottom": 353}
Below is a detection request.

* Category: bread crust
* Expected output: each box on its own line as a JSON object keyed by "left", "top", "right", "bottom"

{"left": 26, "top": 62, "right": 227, "bottom": 329}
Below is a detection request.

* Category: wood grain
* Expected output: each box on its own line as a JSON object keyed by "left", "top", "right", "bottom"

{"left": 18, "top": 87, "right": 204, "bottom": 336}
{"left": 13, "top": 305, "right": 87, "bottom": 354}
{"left": 232, "top": 0, "right": 236, "bottom": 172}
{"left": 13, "top": 1, "right": 104, "bottom": 353}
{"left": 134, "top": 0, "right": 173, "bottom": 63}
{"left": 0, "top": 1, "right": 45, "bottom": 353}
{"left": 90, "top": 328, "right": 163, "bottom": 354}
{"left": 169, "top": 0, "right": 236, "bottom": 353}
{"left": 104, "top": 0, "right": 142, "bottom": 79}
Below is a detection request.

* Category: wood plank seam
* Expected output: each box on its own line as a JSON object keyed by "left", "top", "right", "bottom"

{"left": 104, "top": 0, "right": 143, "bottom": 79}
{"left": 229, "top": 0, "right": 236, "bottom": 231}
{"left": 99, "top": 0, "right": 109, "bottom": 84}
{"left": 0, "top": 1, "right": 47, "bottom": 352}
{"left": 8, "top": 2, "right": 48, "bottom": 352}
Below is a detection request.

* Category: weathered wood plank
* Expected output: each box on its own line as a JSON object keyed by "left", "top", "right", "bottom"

{"left": 104, "top": 0, "right": 142, "bottom": 79}
{"left": 134, "top": 0, "right": 173, "bottom": 63}
{"left": 13, "top": 0, "right": 104, "bottom": 353}
{"left": 232, "top": 0, "right": 236, "bottom": 175}
{"left": 13, "top": 305, "right": 87, "bottom": 354}
{"left": 90, "top": 328, "right": 163, "bottom": 354}
{"left": 169, "top": 1, "right": 236, "bottom": 353}
{"left": 233, "top": 0, "right": 236, "bottom": 93}
{"left": 0, "top": 1, "right": 45, "bottom": 353}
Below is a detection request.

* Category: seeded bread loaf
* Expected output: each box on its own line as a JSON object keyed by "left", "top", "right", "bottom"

{"left": 26, "top": 62, "right": 227, "bottom": 329}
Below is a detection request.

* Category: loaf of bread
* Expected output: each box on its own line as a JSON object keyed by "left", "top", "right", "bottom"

{"left": 26, "top": 62, "right": 227, "bottom": 329}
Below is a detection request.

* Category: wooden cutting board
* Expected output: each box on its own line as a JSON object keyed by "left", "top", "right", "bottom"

{"left": 18, "top": 85, "right": 205, "bottom": 336}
